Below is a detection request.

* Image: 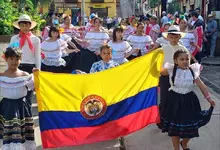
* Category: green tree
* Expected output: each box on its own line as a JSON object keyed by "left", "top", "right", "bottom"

{"left": 0, "top": 0, "right": 18, "bottom": 35}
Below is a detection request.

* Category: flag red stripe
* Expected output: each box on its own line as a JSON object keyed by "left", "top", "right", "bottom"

{"left": 41, "top": 105, "right": 160, "bottom": 149}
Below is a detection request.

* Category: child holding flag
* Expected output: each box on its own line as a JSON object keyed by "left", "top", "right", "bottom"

{"left": 90, "top": 45, "right": 119, "bottom": 73}
{"left": 0, "top": 47, "right": 36, "bottom": 149}
{"left": 159, "top": 49, "right": 215, "bottom": 150}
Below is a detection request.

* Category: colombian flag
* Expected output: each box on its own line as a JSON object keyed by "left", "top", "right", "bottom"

{"left": 34, "top": 49, "right": 164, "bottom": 149}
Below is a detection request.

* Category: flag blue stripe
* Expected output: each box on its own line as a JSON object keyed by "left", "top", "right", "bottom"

{"left": 39, "top": 87, "right": 157, "bottom": 132}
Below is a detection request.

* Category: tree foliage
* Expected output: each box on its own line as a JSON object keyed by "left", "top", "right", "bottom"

{"left": 0, "top": 0, "right": 47, "bottom": 35}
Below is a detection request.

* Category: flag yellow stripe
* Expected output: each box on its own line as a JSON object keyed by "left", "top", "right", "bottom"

{"left": 35, "top": 49, "right": 164, "bottom": 112}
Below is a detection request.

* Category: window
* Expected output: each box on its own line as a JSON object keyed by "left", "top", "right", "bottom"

{"left": 91, "top": 0, "right": 104, "bottom": 3}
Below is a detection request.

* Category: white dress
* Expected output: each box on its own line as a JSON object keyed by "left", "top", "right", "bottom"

{"left": 127, "top": 35, "right": 153, "bottom": 56}
{"left": 164, "top": 62, "right": 201, "bottom": 94}
{"left": 0, "top": 75, "right": 36, "bottom": 150}
{"left": 108, "top": 41, "right": 132, "bottom": 64}
{"left": 85, "top": 31, "right": 110, "bottom": 53}
{"left": 180, "top": 33, "right": 196, "bottom": 53}
{"left": 41, "top": 39, "right": 68, "bottom": 67}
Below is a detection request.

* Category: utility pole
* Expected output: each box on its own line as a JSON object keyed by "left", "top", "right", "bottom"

{"left": 81, "top": 0, "right": 85, "bottom": 26}
{"left": 133, "top": 0, "right": 136, "bottom": 15}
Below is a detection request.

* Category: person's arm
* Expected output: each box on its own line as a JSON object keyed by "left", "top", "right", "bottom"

{"left": 67, "top": 41, "right": 77, "bottom": 49}
{"left": 190, "top": 42, "right": 201, "bottom": 51}
{"left": 195, "top": 77, "right": 215, "bottom": 106}
{"left": 34, "top": 38, "right": 41, "bottom": 69}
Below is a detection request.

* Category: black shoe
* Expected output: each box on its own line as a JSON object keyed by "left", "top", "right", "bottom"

{"left": 180, "top": 141, "right": 190, "bottom": 150}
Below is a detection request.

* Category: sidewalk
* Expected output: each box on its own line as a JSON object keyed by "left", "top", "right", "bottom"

{"left": 201, "top": 57, "right": 220, "bottom": 94}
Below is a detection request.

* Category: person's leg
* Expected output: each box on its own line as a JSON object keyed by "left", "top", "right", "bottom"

{"left": 210, "top": 34, "right": 218, "bottom": 57}
{"left": 181, "top": 138, "right": 191, "bottom": 149}
{"left": 171, "top": 136, "right": 180, "bottom": 150}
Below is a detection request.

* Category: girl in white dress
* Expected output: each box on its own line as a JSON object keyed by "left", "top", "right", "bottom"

{"left": 60, "top": 15, "right": 80, "bottom": 38}
{"left": 127, "top": 22, "right": 154, "bottom": 59}
{"left": 158, "top": 49, "right": 215, "bottom": 150}
{"left": 41, "top": 27, "right": 78, "bottom": 73}
{"left": 179, "top": 16, "right": 201, "bottom": 54}
{"left": 0, "top": 48, "right": 36, "bottom": 150}
{"left": 149, "top": 15, "right": 161, "bottom": 43}
{"left": 84, "top": 18, "right": 110, "bottom": 55}
{"left": 108, "top": 26, "right": 139, "bottom": 64}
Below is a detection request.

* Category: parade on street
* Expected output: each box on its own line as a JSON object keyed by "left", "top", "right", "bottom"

{"left": 0, "top": 0, "right": 220, "bottom": 150}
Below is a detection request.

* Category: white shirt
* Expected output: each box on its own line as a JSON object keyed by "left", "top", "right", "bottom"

{"left": 41, "top": 39, "right": 68, "bottom": 66}
{"left": 10, "top": 34, "right": 41, "bottom": 69}
{"left": 180, "top": 33, "right": 196, "bottom": 53}
{"left": 0, "top": 75, "right": 34, "bottom": 99}
{"left": 198, "top": 15, "right": 204, "bottom": 22}
{"left": 127, "top": 35, "right": 153, "bottom": 56}
{"left": 108, "top": 41, "right": 132, "bottom": 64}
{"left": 106, "top": 18, "right": 112, "bottom": 24}
{"left": 162, "top": 43, "right": 189, "bottom": 64}
{"left": 165, "top": 62, "right": 201, "bottom": 94}
{"left": 85, "top": 31, "right": 110, "bottom": 53}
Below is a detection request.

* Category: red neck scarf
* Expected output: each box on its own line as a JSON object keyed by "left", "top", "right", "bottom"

{"left": 19, "top": 31, "right": 34, "bottom": 52}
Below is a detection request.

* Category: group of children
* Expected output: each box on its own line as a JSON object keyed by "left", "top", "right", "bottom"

{"left": 0, "top": 13, "right": 216, "bottom": 150}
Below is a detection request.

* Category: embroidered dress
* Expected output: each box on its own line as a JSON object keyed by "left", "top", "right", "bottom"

{"left": 41, "top": 39, "right": 68, "bottom": 73}
{"left": 180, "top": 32, "right": 196, "bottom": 53}
{"left": 155, "top": 37, "right": 169, "bottom": 47}
{"left": 60, "top": 24, "right": 81, "bottom": 38}
{"left": 0, "top": 75, "right": 36, "bottom": 150}
{"left": 158, "top": 63, "right": 213, "bottom": 138}
{"left": 127, "top": 35, "right": 153, "bottom": 56}
{"left": 123, "top": 25, "right": 135, "bottom": 40}
{"left": 85, "top": 31, "right": 110, "bottom": 53}
{"left": 108, "top": 41, "right": 132, "bottom": 65}
{"left": 149, "top": 24, "right": 160, "bottom": 43}
{"left": 90, "top": 60, "right": 119, "bottom": 73}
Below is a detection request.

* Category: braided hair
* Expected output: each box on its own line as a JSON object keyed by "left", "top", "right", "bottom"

{"left": 172, "top": 49, "right": 195, "bottom": 85}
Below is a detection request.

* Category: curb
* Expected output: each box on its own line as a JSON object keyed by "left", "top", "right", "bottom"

{"left": 200, "top": 75, "right": 220, "bottom": 96}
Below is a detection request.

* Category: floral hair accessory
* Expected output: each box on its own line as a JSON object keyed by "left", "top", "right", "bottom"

{"left": 59, "top": 28, "right": 65, "bottom": 34}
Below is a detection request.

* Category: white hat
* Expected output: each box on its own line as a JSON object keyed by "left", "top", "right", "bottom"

{"left": 13, "top": 14, "right": 37, "bottom": 29}
{"left": 208, "top": 14, "right": 214, "bottom": 18}
{"left": 162, "top": 25, "right": 185, "bottom": 38}
{"left": 162, "top": 11, "right": 166, "bottom": 14}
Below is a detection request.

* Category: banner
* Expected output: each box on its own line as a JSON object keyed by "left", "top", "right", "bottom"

{"left": 34, "top": 49, "right": 164, "bottom": 149}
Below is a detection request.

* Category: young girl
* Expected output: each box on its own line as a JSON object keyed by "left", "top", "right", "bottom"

{"left": 127, "top": 22, "right": 154, "bottom": 59}
{"left": 179, "top": 16, "right": 201, "bottom": 54}
{"left": 84, "top": 17, "right": 110, "bottom": 55}
{"left": 159, "top": 49, "right": 215, "bottom": 150}
{"left": 41, "top": 27, "right": 78, "bottom": 73}
{"left": 90, "top": 45, "right": 119, "bottom": 73}
{"left": 0, "top": 48, "right": 36, "bottom": 149}
{"left": 108, "top": 26, "right": 139, "bottom": 65}
{"left": 149, "top": 15, "right": 160, "bottom": 43}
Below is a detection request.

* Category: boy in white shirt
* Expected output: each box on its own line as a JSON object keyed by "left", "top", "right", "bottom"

{"left": 10, "top": 14, "right": 41, "bottom": 73}
{"left": 10, "top": 14, "right": 41, "bottom": 107}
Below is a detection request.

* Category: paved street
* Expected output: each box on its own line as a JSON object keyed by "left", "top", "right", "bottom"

{"left": 1, "top": 43, "right": 220, "bottom": 150}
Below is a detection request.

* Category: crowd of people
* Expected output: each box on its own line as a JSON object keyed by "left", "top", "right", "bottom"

{"left": 0, "top": 8, "right": 218, "bottom": 150}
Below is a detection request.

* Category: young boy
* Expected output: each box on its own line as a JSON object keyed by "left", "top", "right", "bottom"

{"left": 159, "top": 25, "right": 198, "bottom": 112}
{"left": 90, "top": 45, "right": 119, "bottom": 73}
{"left": 10, "top": 14, "right": 41, "bottom": 107}
{"left": 10, "top": 14, "right": 41, "bottom": 73}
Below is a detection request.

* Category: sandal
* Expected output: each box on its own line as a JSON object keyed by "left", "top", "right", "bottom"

{"left": 180, "top": 141, "right": 190, "bottom": 150}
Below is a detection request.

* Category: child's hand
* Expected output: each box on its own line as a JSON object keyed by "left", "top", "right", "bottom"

{"left": 32, "top": 68, "right": 39, "bottom": 73}
{"left": 208, "top": 99, "right": 216, "bottom": 107}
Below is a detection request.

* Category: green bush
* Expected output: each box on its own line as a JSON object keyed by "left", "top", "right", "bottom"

{"left": 0, "top": 0, "right": 46, "bottom": 35}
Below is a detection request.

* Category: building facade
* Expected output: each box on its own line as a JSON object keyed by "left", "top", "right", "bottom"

{"left": 42, "top": 0, "right": 116, "bottom": 18}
